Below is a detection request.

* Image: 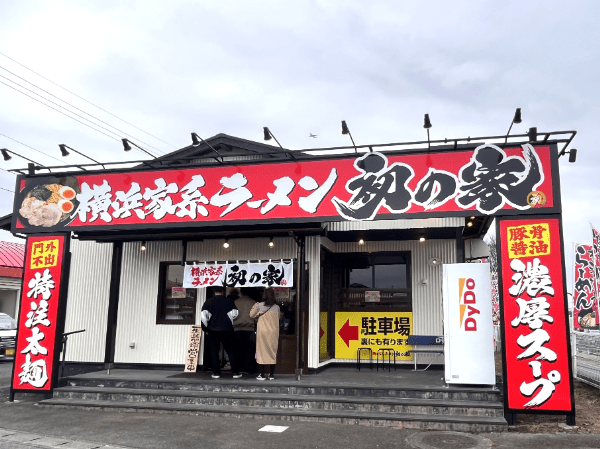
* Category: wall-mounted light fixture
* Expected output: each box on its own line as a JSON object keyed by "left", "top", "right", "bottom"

{"left": 122, "top": 139, "right": 156, "bottom": 159}
{"left": 503, "top": 108, "right": 522, "bottom": 147}
{"left": 341, "top": 120, "right": 357, "bottom": 153}
{"left": 268, "top": 237, "right": 274, "bottom": 248}
{"left": 223, "top": 239, "right": 230, "bottom": 249}
{"left": 558, "top": 147, "right": 578, "bottom": 163}
{"left": 140, "top": 241, "right": 147, "bottom": 251}
{"left": 467, "top": 222, "right": 473, "bottom": 227}
{"left": 59, "top": 144, "right": 105, "bottom": 168}
{"left": 428, "top": 257, "right": 441, "bottom": 266}
{"left": 358, "top": 238, "right": 365, "bottom": 245}
{"left": 423, "top": 114, "right": 432, "bottom": 149}
{"left": 1, "top": 148, "right": 45, "bottom": 168}
{"left": 419, "top": 237, "right": 426, "bottom": 243}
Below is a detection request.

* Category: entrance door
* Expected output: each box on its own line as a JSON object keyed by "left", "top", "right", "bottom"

{"left": 276, "top": 262, "right": 308, "bottom": 374}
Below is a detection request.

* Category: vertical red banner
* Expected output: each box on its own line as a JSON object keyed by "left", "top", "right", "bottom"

{"left": 498, "top": 217, "right": 574, "bottom": 412}
{"left": 573, "top": 244, "right": 597, "bottom": 330}
{"left": 12, "top": 235, "right": 68, "bottom": 392}
{"left": 592, "top": 226, "right": 600, "bottom": 321}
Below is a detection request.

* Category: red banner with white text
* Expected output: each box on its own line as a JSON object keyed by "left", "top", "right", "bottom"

{"left": 12, "top": 235, "right": 67, "bottom": 391}
{"left": 573, "top": 244, "right": 597, "bottom": 329}
{"left": 498, "top": 218, "right": 573, "bottom": 412}
{"left": 12, "top": 144, "right": 559, "bottom": 233}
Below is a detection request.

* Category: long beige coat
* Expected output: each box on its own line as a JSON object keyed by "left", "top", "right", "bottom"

{"left": 249, "top": 302, "right": 280, "bottom": 365}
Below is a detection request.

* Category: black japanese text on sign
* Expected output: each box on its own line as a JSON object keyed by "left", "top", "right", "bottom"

{"left": 13, "top": 144, "right": 558, "bottom": 233}
{"left": 12, "top": 235, "right": 67, "bottom": 392}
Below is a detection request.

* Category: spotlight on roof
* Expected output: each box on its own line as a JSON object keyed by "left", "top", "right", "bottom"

{"left": 340, "top": 120, "right": 357, "bottom": 153}
{"left": 59, "top": 144, "right": 69, "bottom": 157}
{"left": 503, "top": 108, "right": 523, "bottom": 148}
{"left": 122, "top": 138, "right": 156, "bottom": 159}
{"left": 59, "top": 144, "right": 105, "bottom": 168}
{"left": 341, "top": 120, "right": 350, "bottom": 135}
{"left": 558, "top": 147, "right": 578, "bottom": 163}
{"left": 263, "top": 127, "right": 272, "bottom": 141}
{"left": 0, "top": 148, "right": 45, "bottom": 170}
{"left": 569, "top": 149, "right": 578, "bottom": 163}
{"left": 423, "top": 114, "right": 432, "bottom": 129}
{"left": 513, "top": 108, "right": 522, "bottom": 124}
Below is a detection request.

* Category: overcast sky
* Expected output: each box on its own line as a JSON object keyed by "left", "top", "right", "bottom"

{"left": 0, "top": 0, "right": 598, "bottom": 283}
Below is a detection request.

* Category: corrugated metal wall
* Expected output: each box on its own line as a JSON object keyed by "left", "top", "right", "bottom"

{"left": 114, "top": 237, "right": 298, "bottom": 365}
{"left": 327, "top": 217, "right": 463, "bottom": 231}
{"left": 64, "top": 239, "right": 113, "bottom": 362}
{"left": 319, "top": 237, "right": 457, "bottom": 366}
{"left": 64, "top": 232, "right": 455, "bottom": 368}
{"left": 306, "top": 236, "right": 321, "bottom": 369}
{"left": 115, "top": 240, "right": 184, "bottom": 364}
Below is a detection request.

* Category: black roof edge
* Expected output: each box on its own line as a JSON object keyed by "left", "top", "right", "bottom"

{"left": 0, "top": 213, "right": 12, "bottom": 232}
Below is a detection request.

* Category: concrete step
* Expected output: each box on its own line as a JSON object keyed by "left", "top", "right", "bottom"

{"left": 54, "top": 386, "right": 504, "bottom": 417}
{"left": 39, "top": 397, "right": 508, "bottom": 432}
{"left": 63, "top": 377, "right": 501, "bottom": 402}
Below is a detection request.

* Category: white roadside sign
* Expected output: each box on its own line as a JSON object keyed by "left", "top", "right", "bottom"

{"left": 443, "top": 263, "right": 495, "bottom": 385}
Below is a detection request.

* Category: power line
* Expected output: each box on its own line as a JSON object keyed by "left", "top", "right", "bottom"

{"left": 0, "top": 132, "right": 65, "bottom": 164}
{"left": 0, "top": 65, "right": 168, "bottom": 156}
{"left": 0, "top": 75, "right": 167, "bottom": 157}
{"left": 0, "top": 186, "right": 14, "bottom": 193}
{"left": 0, "top": 51, "right": 176, "bottom": 149}
{"left": 0, "top": 79, "right": 126, "bottom": 144}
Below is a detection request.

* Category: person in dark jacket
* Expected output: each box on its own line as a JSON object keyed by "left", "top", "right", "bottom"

{"left": 232, "top": 288, "right": 258, "bottom": 374}
{"left": 201, "top": 285, "right": 240, "bottom": 379}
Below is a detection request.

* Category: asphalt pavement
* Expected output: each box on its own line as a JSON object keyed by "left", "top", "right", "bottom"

{"left": 0, "top": 362, "right": 598, "bottom": 449}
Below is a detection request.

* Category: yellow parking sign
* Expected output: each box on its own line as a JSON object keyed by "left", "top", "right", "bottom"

{"left": 334, "top": 312, "right": 413, "bottom": 360}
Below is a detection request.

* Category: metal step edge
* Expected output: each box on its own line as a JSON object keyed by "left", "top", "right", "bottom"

{"left": 55, "top": 386, "right": 503, "bottom": 409}
{"left": 40, "top": 398, "right": 508, "bottom": 425}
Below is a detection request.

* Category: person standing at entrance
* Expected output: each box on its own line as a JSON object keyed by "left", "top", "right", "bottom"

{"left": 250, "top": 288, "right": 280, "bottom": 380}
{"left": 201, "top": 285, "right": 241, "bottom": 379}
{"left": 231, "top": 288, "right": 257, "bottom": 374}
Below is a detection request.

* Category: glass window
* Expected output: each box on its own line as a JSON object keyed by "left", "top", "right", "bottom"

{"left": 349, "top": 267, "right": 372, "bottom": 288}
{"left": 157, "top": 263, "right": 197, "bottom": 324}
{"left": 374, "top": 264, "right": 408, "bottom": 288}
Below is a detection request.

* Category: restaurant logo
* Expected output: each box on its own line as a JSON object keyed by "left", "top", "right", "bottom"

{"left": 458, "top": 277, "right": 479, "bottom": 331}
{"left": 527, "top": 191, "right": 547, "bottom": 208}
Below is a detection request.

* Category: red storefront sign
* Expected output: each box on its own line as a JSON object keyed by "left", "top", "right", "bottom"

{"left": 498, "top": 218, "right": 573, "bottom": 412}
{"left": 12, "top": 235, "right": 68, "bottom": 392}
{"left": 12, "top": 143, "right": 560, "bottom": 234}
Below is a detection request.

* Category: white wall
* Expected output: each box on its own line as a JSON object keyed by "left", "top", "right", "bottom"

{"left": 64, "top": 239, "right": 113, "bottom": 362}
{"left": 114, "top": 237, "right": 300, "bottom": 365}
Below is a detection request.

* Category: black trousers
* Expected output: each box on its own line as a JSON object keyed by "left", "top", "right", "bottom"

{"left": 207, "top": 331, "right": 237, "bottom": 375}
{"left": 234, "top": 330, "right": 257, "bottom": 374}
